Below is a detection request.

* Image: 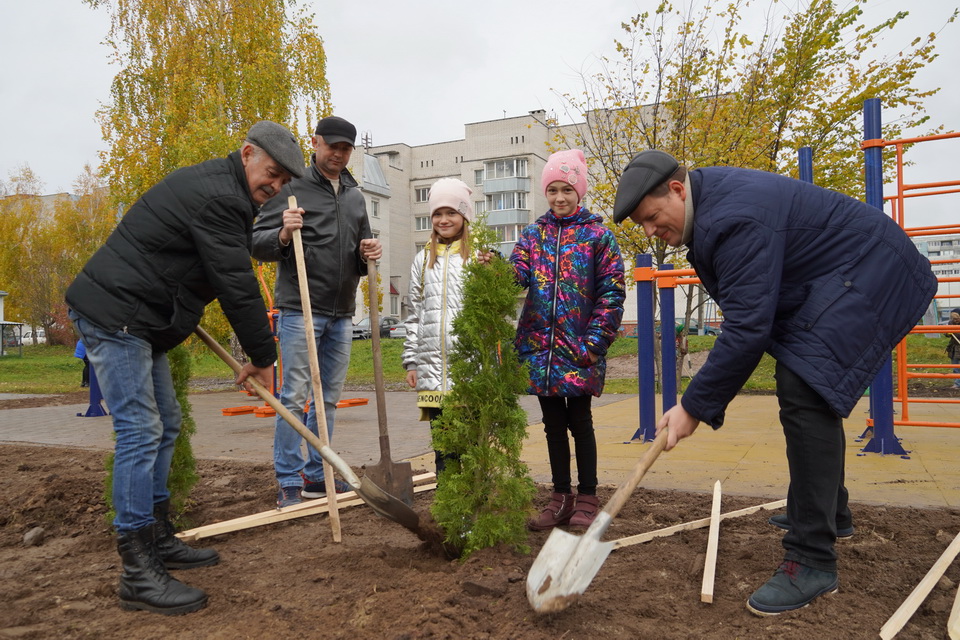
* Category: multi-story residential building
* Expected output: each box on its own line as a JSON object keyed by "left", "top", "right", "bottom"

{"left": 913, "top": 233, "right": 960, "bottom": 322}
{"left": 346, "top": 109, "right": 577, "bottom": 324}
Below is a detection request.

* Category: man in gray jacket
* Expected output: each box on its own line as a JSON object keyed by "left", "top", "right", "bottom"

{"left": 252, "top": 116, "right": 382, "bottom": 508}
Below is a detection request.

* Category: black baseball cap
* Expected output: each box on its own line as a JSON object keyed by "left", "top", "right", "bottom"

{"left": 314, "top": 116, "right": 357, "bottom": 147}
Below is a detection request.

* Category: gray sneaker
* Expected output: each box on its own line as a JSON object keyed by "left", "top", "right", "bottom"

{"left": 768, "top": 513, "right": 855, "bottom": 538}
{"left": 276, "top": 486, "right": 302, "bottom": 509}
{"left": 747, "top": 560, "right": 838, "bottom": 616}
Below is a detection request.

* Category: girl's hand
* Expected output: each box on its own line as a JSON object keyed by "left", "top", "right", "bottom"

{"left": 405, "top": 370, "right": 417, "bottom": 388}
{"left": 476, "top": 251, "right": 495, "bottom": 265}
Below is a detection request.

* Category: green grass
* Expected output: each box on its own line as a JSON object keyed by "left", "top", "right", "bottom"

{"left": 2, "top": 333, "right": 952, "bottom": 396}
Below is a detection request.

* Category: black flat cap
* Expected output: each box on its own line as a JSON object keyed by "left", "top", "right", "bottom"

{"left": 315, "top": 116, "right": 357, "bottom": 147}
{"left": 246, "top": 121, "right": 305, "bottom": 179}
{"left": 613, "top": 149, "right": 680, "bottom": 223}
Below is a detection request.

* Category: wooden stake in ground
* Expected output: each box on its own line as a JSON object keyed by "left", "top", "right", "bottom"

{"left": 949, "top": 580, "right": 960, "bottom": 640}
{"left": 700, "top": 480, "right": 722, "bottom": 604}
{"left": 879, "top": 530, "right": 960, "bottom": 640}
{"left": 289, "top": 194, "right": 341, "bottom": 543}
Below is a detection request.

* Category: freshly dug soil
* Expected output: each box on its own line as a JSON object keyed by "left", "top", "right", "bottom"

{"left": 1, "top": 443, "right": 958, "bottom": 639}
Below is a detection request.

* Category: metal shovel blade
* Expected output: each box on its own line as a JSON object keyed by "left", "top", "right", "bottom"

{"left": 364, "top": 458, "right": 416, "bottom": 507}
{"left": 526, "top": 512, "right": 616, "bottom": 613}
{"left": 194, "top": 327, "right": 421, "bottom": 536}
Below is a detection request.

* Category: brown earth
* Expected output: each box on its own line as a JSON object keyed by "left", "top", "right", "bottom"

{"left": 2, "top": 355, "right": 960, "bottom": 638}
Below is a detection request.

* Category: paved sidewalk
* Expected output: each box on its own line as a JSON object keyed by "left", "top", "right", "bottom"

{"left": 0, "top": 390, "right": 957, "bottom": 508}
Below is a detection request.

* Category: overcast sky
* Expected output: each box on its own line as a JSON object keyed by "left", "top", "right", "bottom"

{"left": 1, "top": 0, "right": 957, "bottom": 225}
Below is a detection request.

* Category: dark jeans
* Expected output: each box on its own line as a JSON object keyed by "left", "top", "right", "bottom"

{"left": 538, "top": 395, "right": 597, "bottom": 496}
{"left": 777, "top": 361, "right": 851, "bottom": 572}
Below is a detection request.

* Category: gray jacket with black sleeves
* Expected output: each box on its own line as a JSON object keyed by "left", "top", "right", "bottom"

{"left": 251, "top": 160, "right": 370, "bottom": 317}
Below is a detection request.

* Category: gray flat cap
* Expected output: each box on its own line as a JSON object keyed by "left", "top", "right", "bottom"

{"left": 613, "top": 150, "right": 680, "bottom": 223}
{"left": 246, "top": 121, "right": 305, "bottom": 179}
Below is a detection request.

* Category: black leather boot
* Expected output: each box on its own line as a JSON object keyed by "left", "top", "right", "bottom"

{"left": 117, "top": 525, "right": 208, "bottom": 615}
{"left": 153, "top": 499, "right": 220, "bottom": 569}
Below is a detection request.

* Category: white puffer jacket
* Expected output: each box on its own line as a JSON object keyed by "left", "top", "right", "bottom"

{"left": 401, "top": 241, "right": 468, "bottom": 394}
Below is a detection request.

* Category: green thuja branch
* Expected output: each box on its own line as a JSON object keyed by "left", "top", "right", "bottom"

{"left": 430, "top": 218, "right": 535, "bottom": 558}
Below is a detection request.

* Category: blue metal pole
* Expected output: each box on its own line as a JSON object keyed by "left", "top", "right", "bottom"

{"left": 631, "top": 254, "right": 657, "bottom": 442}
{"left": 659, "top": 265, "right": 677, "bottom": 413}
{"left": 859, "top": 98, "right": 907, "bottom": 456}
{"left": 798, "top": 147, "right": 813, "bottom": 184}
{"left": 77, "top": 363, "right": 109, "bottom": 418}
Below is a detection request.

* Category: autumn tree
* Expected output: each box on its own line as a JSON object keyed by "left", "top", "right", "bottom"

{"left": 85, "top": 0, "right": 333, "bottom": 512}
{"left": 556, "top": 0, "right": 955, "bottom": 265}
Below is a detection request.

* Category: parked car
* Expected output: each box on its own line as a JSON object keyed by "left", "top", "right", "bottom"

{"left": 23, "top": 329, "right": 46, "bottom": 344}
{"left": 352, "top": 316, "right": 402, "bottom": 340}
{"left": 675, "top": 318, "right": 721, "bottom": 336}
{"left": 389, "top": 324, "right": 407, "bottom": 339}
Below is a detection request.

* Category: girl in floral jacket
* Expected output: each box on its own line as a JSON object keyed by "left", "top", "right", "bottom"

{"left": 511, "top": 149, "right": 625, "bottom": 530}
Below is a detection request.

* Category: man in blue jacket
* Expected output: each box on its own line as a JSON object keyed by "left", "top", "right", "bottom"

{"left": 613, "top": 150, "right": 937, "bottom": 615}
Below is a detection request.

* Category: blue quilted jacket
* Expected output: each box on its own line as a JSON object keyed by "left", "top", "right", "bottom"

{"left": 682, "top": 167, "right": 938, "bottom": 427}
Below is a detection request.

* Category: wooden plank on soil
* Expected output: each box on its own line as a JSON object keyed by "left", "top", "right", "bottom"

{"left": 700, "top": 480, "right": 722, "bottom": 604}
{"left": 879, "top": 530, "right": 960, "bottom": 640}
{"left": 176, "top": 472, "right": 436, "bottom": 542}
{"left": 612, "top": 498, "right": 786, "bottom": 549}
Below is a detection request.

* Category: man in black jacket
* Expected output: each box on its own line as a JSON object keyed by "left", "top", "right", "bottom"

{"left": 252, "top": 115, "right": 381, "bottom": 508}
{"left": 66, "top": 120, "right": 304, "bottom": 616}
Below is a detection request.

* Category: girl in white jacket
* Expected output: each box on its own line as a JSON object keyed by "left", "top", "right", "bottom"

{"left": 401, "top": 178, "right": 475, "bottom": 474}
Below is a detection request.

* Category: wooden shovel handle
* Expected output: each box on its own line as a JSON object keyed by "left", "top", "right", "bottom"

{"left": 601, "top": 428, "right": 668, "bottom": 519}
{"left": 367, "top": 259, "right": 392, "bottom": 454}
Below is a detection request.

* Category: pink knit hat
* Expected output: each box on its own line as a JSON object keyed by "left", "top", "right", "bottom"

{"left": 428, "top": 178, "right": 474, "bottom": 222}
{"left": 541, "top": 149, "right": 588, "bottom": 202}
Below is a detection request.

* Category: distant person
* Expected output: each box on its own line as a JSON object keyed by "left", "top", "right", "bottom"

{"left": 251, "top": 116, "right": 382, "bottom": 508}
{"left": 401, "top": 178, "right": 476, "bottom": 475}
{"left": 512, "top": 150, "right": 626, "bottom": 531}
{"left": 947, "top": 308, "right": 960, "bottom": 388}
{"left": 74, "top": 339, "right": 89, "bottom": 387}
{"left": 66, "top": 120, "right": 304, "bottom": 616}
{"left": 613, "top": 149, "right": 937, "bottom": 616}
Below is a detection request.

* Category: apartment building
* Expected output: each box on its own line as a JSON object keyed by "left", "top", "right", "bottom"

{"left": 913, "top": 233, "right": 960, "bottom": 321}
{"left": 346, "top": 109, "right": 586, "bottom": 324}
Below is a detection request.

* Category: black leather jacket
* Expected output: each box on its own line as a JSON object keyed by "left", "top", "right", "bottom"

{"left": 66, "top": 152, "right": 276, "bottom": 367}
{"left": 251, "top": 159, "right": 370, "bottom": 317}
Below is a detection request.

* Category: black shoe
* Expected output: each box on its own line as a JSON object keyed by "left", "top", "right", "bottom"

{"left": 117, "top": 526, "right": 208, "bottom": 615}
{"left": 768, "top": 513, "right": 855, "bottom": 538}
{"left": 301, "top": 477, "right": 351, "bottom": 500}
{"left": 747, "top": 560, "right": 838, "bottom": 616}
{"left": 153, "top": 500, "right": 220, "bottom": 569}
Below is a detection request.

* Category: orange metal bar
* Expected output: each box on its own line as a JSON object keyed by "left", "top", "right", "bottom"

{"left": 633, "top": 266, "right": 655, "bottom": 282}
{"left": 894, "top": 420, "right": 960, "bottom": 428}
{"left": 658, "top": 275, "right": 678, "bottom": 289}
{"left": 894, "top": 397, "right": 960, "bottom": 405}
{"left": 877, "top": 131, "right": 960, "bottom": 146}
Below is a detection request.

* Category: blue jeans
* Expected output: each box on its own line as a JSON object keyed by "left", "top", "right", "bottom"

{"left": 274, "top": 310, "right": 352, "bottom": 487}
{"left": 70, "top": 310, "right": 181, "bottom": 533}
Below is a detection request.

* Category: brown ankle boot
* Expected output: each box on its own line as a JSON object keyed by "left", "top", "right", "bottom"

{"left": 568, "top": 494, "right": 601, "bottom": 529}
{"left": 529, "top": 492, "right": 575, "bottom": 531}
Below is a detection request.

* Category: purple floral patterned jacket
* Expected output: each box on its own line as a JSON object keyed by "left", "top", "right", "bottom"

{"left": 511, "top": 207, "right": 625, "bottom": 397}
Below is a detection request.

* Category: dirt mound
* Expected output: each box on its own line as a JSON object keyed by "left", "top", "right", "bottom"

{"left": 1, "top": 443, "right": 958, "bottom": 639}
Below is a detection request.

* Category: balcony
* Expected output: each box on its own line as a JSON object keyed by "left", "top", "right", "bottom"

{"left": 485, "top": 209, "right": 530, "bottom": 226}
{"left": 482, "top": 177, "right": 530, "bottom": 193}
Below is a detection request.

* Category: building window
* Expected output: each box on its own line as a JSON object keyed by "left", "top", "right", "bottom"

{"left": 493, "top": 224, "right": 524, "bottom": 243}
{"left": 484, "top": 158, "right": 528, "bottom": 180}
{"left": 371, "top": 230, "right": 380, "bottom": 239}
{"left": 487, "top": 191, "right": 528, "bottom": 211}
{"left": 475, "top": 200, "right": 487, "bottom": 215}
{"left": 415, "top": 187, "right": 430, "bottom": 203}
{"left": 415, "top": 216, "right": 431, "bottom": 231}
{"left": 370, "top": 199, "right": 380, "bottom": 218}
{"left": 415, "top": 242, "right": 427, "bottom": 253}
{"left": 474, "top": 169, "right": 484, "bottom": 186}
{"left": 390, "top": 295, "right": 399, "bottom": 316}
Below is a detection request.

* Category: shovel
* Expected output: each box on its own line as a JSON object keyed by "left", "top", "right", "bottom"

{"left": 194, "top": 326, "right": 421, "bottom": 535}
{"left": 361, "top": 258, "right": 416, "bottom": 506}
{"left": 526, "top": 428, "right": 668, "bottom": 613}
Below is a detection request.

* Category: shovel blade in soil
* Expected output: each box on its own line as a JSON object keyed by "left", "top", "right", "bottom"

{"left": 364, "top": 460, "right": 416, "bottom": 507}
{"left": 527, "top": 514, "right": 616, "bottom": 613}
{"left": 355, "top": 476, "right": 420, "bottom": 532}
